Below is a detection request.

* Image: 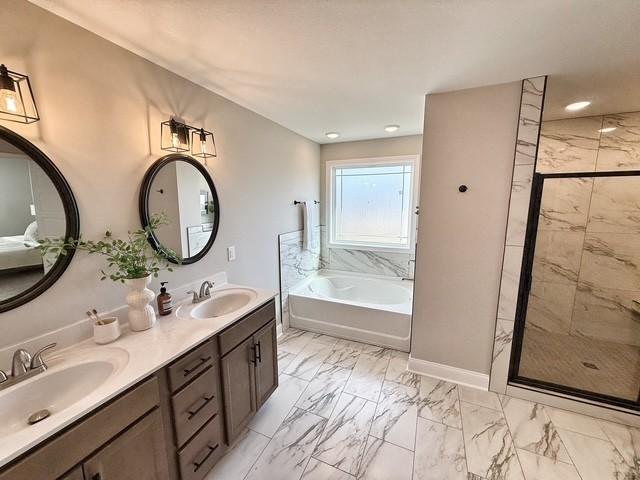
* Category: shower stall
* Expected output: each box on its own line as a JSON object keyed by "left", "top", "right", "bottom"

{"left": 509, "top": 112, "right": 640, "bottom": 409}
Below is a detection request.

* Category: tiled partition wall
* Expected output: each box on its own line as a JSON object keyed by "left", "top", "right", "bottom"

{"left": 278, "top": 228, "right": 322, "bottom": 329}
{"left": 530, "top": 111, "right": 640, "bottom": 346}
{"left": 489, "top": 76, "right": 546, "bottom": 393}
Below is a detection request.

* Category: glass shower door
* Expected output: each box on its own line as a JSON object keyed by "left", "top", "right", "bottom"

{"left": 511, "top": 171, "right": 640, "bottom": 407}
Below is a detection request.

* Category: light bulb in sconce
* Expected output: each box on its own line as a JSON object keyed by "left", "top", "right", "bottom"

{"left": 169, "top": 119, "right": 180, "bottom": 149}
{"left": 0, "top": 65, "right": 20, "bottom": 114}
{"left": 199, "top": 129, "right": 207, "bottom": 156}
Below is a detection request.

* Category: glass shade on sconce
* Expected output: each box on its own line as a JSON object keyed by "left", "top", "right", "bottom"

{"left": 191, "top": 128, "right": 217, "bottom": 160}
{"left": 0, "top": 64, "right": 39, "bottom": 123}
{"left": 161, "top": 118, "right": 190, "bottom": 153}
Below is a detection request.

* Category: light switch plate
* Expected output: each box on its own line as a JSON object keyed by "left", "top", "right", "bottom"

{"left": 227, "top": 246, "right": 236, "bottom": 262}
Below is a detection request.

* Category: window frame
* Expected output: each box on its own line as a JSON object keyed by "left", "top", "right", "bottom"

{"left": 326, "top": 154, "right": 420, "bottom": 253}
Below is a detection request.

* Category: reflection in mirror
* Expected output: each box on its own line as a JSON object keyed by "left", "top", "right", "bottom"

{"left": 512, "top": 71, "right": 640, "bottom": 408}
{"left": 0, "top": 130, "right": 77, "bottom": 310}
{"left": 141, "top": 155, "right": 219, "bottom": 264}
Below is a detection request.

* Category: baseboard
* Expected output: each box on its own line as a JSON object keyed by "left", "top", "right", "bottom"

{"left": 408, "top": 356, "right": 489, "bottom": 390}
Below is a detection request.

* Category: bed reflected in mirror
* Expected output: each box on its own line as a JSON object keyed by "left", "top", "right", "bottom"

{"left": 0, "top": 128, "right": 78, "bottom": 311}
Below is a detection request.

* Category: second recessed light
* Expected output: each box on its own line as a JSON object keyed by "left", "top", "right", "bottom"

{"left": 326, "top": 132, "right": 340, "bottom": 139}
{"left": 384, "top": 124, "right": 400, "bottom": 133}
{"left": 565, "top": 101, "right": 591, "bottom": 112}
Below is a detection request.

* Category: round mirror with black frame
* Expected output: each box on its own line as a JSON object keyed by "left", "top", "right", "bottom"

{"left": 139, "top": 154, "right": 220, "bottom": 265}
{"left": 0, "top": 125, "right": 80, "bottom": 313}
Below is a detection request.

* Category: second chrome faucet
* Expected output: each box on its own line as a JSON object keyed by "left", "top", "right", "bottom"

{"left": 187, "top": 280, "right": 215, "bottom": 304}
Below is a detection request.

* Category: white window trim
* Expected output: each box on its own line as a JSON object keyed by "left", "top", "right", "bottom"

{"left": 326, "top": 154, "right": 420, "bottom": 253}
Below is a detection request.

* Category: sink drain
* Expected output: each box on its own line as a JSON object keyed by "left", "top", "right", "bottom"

{"left": 28, "top": 409, "right": 51, "bottom": 425}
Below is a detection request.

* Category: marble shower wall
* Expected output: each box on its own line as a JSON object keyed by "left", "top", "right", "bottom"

{"left": 279, "top": 228, "right": 322, "bottom": 328}
{"left": 490, "top": 103, "right": 640, "bottom": 393}
{"left": 490, "top": 76, "right": 546, "bottom": 393}
{"left": 529, "top": 111, "right": 640, "bottom": 347}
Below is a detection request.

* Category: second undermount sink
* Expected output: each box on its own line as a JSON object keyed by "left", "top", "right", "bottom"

{"left": 0, "top": 347, "right": 127, "bottom": 436}
{"left": 190, "top": 288, "right": 258, "bottom": 319}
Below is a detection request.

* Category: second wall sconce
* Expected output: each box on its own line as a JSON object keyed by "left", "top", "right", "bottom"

{"left": 0, "top": 64, "right": 39, "bottom": 124}
{"left": 161, "top": 118, "right": 218, "bottom": 162}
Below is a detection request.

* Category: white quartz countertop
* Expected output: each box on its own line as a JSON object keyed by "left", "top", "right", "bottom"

{"left": 0, "top": 282, "right": 277, "bottom": 468}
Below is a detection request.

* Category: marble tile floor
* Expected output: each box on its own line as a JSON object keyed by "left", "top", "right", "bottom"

{"left": 207, "top": 328, "right": 640, "bottom": 480}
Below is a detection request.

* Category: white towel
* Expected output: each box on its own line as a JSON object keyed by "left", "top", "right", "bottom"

{"left": 302, "top": 201, "right": 318, "bottom": 251}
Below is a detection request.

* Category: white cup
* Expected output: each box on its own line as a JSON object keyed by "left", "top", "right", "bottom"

{"left": 93, "top": 317, "right": 121, "bottom": 344}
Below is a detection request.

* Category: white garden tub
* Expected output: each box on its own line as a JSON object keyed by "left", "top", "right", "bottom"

{"left": 288, "top": 270, "right": 413, "bottom": 351}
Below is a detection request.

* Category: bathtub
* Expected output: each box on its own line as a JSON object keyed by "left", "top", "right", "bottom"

{"left": 288, "top": 270, "right": 413, "bottom": 351}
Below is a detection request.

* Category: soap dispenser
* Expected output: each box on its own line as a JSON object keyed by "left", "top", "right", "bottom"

{"left": 157, "top": 282, "right": 173, "bottom": 316}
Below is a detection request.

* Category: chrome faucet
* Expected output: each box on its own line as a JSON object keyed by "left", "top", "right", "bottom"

{"left": 0, "top": 343, "right": 56, "bottom": 391}
{"left": 402, "top": 259, "right": 416, "bottom": 281}
{"left": 187, "top": 280, "right": 215, "bottom": 304}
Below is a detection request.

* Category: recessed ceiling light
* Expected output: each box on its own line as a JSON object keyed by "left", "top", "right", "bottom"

{"left": 384, "top": 124, "right": 400, "bottom": 133}
{"left": 598, "top": 127, "right": 616, "bottom": 133}
{"left": 565, "top": 101, "right": 591, "bottom": 112}
{"left": 325, "top": 132, "right": 340, "bottom": 139}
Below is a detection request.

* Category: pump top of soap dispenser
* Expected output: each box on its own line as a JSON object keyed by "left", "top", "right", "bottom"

{"left": 160, "top": 281, "right": 168, "bottom": 293}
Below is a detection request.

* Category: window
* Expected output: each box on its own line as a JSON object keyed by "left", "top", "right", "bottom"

{"left": 327, "top": 155, "right": 419, "bottom": 251}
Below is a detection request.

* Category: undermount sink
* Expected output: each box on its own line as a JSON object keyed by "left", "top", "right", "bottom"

{"left": 190, "top": 288, "right": 257, "bottom": 319}
{"left": 0, "top": 348, "right": 127, "bottom": 436}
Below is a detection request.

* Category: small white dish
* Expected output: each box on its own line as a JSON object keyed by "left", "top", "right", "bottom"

{"left": 93, "top": 317, "right": 121, "bottom": 344}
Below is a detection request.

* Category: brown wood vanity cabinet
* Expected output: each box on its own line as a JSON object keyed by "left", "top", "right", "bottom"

{"left": 160, "top": 299, "right": 278, "bottom": 479}
{"left": 0, "top": 299, "right": 278, "bottom": 480}
{"left": 0, "top": 376, "right": 170, "bottom": 480}
{"left": 219, "top": 299, "right": 278, "bottom": 443}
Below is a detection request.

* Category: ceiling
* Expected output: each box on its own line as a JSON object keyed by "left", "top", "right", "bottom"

{"left": 30, "top": 0, "right": 640, "bottom": 143}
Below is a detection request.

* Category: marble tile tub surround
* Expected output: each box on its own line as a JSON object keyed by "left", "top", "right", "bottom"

{"left": 208, "top": 329, "right": 640, "bottom": 480}
{"left": 320, "top": 226, "right": 414, "bottom": 278}
{"left": 0, "top": 277, "right": 278, "bottom": 468}
{"left": 279, "top": 228, "right": 322, "bottom": 328}
{"left": 491, "top": 76, "right": 546, "bottom": 394}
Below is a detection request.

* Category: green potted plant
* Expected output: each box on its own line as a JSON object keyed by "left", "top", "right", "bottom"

{"left": 39, "top": 214, "right": 179, "bottom": 331}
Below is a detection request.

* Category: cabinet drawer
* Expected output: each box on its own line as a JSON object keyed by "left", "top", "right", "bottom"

{"left": 218, "top": 300, "right": 275, "bottom": 356}
{"left": 171, "top": 367, "right": 219, "bottom": 447}
{"left": 178, "top": 415, "right": 224, "bottom": 480}
{"left": 168, "top": 342, "right": 216, "bottom": 393}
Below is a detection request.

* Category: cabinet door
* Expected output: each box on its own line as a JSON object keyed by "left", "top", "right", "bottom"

{"left": 220, "top": 336, "right": 256, "bottom": 443}
{"left": 83, "top": 409, "right": 169, "bottom": 480}
{"left": 254, "top": 319, "right": 278, "bottom": 408}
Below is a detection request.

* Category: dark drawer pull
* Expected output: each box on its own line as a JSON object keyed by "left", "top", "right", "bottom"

{"left": 193, "top": 443, "right": 219, "bottom": 472}
{"left": 92, "top": 474, "right": 102, "bottom": 480}
{"left": 255, "top": 340, "right": 262, "bottom": 363}
{"left": 187, "top": 395, "right": 214, "bottom": 419}
{"left": 183, "top": 356, "right": 212, "bottom": 376}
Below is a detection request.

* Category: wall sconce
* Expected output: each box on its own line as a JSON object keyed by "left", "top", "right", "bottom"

{"left": 191, "top": 128, "right": 217, "bottom": 160}
{"left": 0, "top": 64, "right": 39, "bottom": 123}
{"left": 161, "top": 118, "right": 190, "bottom": 153}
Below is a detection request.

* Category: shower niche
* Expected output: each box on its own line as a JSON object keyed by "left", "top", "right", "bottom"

{"left": 509, "top": 110, "right": 640, "bottom": 409}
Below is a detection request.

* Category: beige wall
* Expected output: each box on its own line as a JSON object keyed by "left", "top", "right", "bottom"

{"left": 412, "top": 83, "right": 521, "bottom": 374}
{"left": 0, "top": 2, "right": 320, "bottom": 349}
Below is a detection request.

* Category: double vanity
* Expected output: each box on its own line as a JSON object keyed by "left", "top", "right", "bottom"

{"left": 0, "top": 282, "right": 278, "bottom": 480}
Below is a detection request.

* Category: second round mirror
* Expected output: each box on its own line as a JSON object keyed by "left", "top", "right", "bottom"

{"left": 139, "top": 154, "right": 220, "bottom": 264}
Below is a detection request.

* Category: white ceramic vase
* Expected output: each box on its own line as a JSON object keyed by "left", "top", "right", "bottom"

{"left": 124, "top": 275, "right": 156, "bottom": 331}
